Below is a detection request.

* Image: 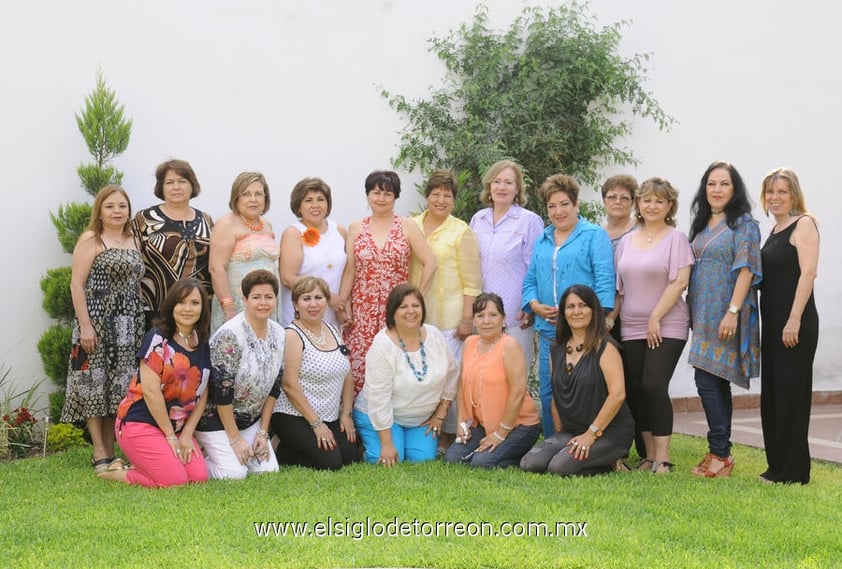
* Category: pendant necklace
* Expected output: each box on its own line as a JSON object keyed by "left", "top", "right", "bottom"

{"left": 565, "top": 342, "right": 584, "bottom": 374}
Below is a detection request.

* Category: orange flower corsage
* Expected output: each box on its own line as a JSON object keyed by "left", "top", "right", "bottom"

{"left": 302, "top": 227, "right": 320, "bottom": 247}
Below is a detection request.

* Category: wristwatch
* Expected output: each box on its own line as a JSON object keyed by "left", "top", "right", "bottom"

{"left": 589, "top": 423, "right": 603, "bottom": 438}
{"left": 728, "top": 304, "right": 740, "bottom": 315}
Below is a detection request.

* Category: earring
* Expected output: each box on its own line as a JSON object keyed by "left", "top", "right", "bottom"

{"left": 293, "top": 310, "right": 300, "bottom": 319}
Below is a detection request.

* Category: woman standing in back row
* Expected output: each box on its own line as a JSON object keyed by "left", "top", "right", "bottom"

{"left": 759, "top": 168, "right": 819, "bottom": 485}
{"left": 687, "top": 161, "right": 761, "bottom": 478}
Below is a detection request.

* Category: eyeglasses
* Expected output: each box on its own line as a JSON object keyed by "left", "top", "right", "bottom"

{"left": 605, "top": 194, "right": 632, "bottom": 203}
{"left": 241, "top": 191, "right": 266, "bottom": 199}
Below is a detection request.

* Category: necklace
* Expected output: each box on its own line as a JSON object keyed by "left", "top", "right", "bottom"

{"left": 398, "top": 333, "right": 428, "bottom": 381}
{"left": 240, "top": 215, "right": 264, "bottom": 233}
{"left": 176, "top": 328, "right": 197, "bottom": 349}
{"left": 299, "top": 321, "right": 327, "bottom": 346}
{"left": 565, "top": 341, "right": 584, "bottom": 374}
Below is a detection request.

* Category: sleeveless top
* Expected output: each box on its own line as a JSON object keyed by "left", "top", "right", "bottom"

{"left": 273, "top": 322, "right": 350, "bottom": 422}
{"left": 550, "top": 338, "right": 633, "bottom": 447}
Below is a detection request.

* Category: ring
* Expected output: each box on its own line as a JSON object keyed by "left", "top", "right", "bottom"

{"left": 572, "top": 441, "right": 579, "bottom": 446}
{"left": 321, "top": 437, "right": 327, "bottom": 441}
{"left": 433, "top": 427, "right": 438, "bottom": 432}
{"left": 582, "top": 446, "right": 588, "bottom": 451}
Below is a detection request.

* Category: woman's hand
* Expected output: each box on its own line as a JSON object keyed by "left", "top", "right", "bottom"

{"left": 313, "top": 422, "right": 336, "bottom": 451}
{"left": 421, "top": 414, "right": 445, "bottom": 438}
{"left": 378, "top": 443, "right": 399, "bottom": 467}
{"left": 718, "top": 312, "right": 738, "bottom": 341}
{"left": 252, "top": 435, "right": 271, "bottom": 463}
{"left": 176, "top": 433, "right": 196, "bottom": 465}
{"left": 339, "top": 413, "right": 356, "bottom": 443}
{"left": 517, "top": 310, "right": 534, "bottom": 330}
{"left": 782, "top": 316, "right": 801, "bottom": 348}
{"left": 79, "top": 323, "right": 97, "bottom": 354}
{"left": 567, "top": 432, "right": 597, "bottom": 461}
{"left": 531, "top": 302, "right": 558, "bottom": 325}
{"left": 476, "top": 430, "right": 506, "bottom": 454}
{"left": 646, "top": 318, "right": 662, "bottom": 349}
{"left": 456, "top": 319, "right": 473, "bottom": 341}
{"left": 456, "top": 420, "right": 472, "bottom": 443}
{"left": 231, "top": 437, "right": 253, "bottom": 466}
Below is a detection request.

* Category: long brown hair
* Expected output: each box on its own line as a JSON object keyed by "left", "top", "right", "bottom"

{"left": 555, "top": 284, "right": 608, "bottom": 353}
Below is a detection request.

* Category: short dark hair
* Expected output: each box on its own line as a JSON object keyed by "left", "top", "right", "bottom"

{"left": 290, "top": 178, "right": 332, "bottom": 218}
{"left": 555, "top": 284, "right": 608, "bottom": 352}
{"left": 472, "top": 292, "right": 505, "bottom": 318}
{"left": 154, "top": 278, "right": 211, "bottom": 344}
{"left": 424, "top": 170, "right": 457, "bottom": 198}
{"left": 365, "top": 170, "right": 401, "bottom": 199}
{"left": 541, "top": 174, "right": 580, "bottom": 205}
{"left": 154, "top": 159, "right": 201, "bottom": 200}
{"left": 291, "top": 276, "right": 331, "bottom": 305}
{"left": 241, "top": 269, "right": 279, "bottom": 298}
{"left": 384, "top": 283, "right": 425, "bottom": 329}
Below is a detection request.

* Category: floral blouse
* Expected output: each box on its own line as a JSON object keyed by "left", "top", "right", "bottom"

{"left": 199, "top": 312, "right": 285, "bottom": 431}
{"left": 117, "top": 329, "right": 211, "bottom": 433}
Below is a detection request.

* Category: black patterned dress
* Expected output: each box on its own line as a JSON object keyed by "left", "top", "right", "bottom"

{"left": 61, "top": 247, "right": 145, "bottom": 422}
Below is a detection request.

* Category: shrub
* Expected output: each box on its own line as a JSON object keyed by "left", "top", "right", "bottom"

{"left": 37, "top": 325, "right": 72, "bottom": 387}
{"left": 51, "top": 202, "right": 92, "bottom": 254}
{"left": 46, "top": 422, "right": 88, "bottom": 452}
{"left": 40, "top": 267, "right": 74, "bottom": 322}
{"left": 48, "top": 391, "right": 65, "bottom": 424}
{"left": 382, "top": 2, "right": 673, "bottom": 222}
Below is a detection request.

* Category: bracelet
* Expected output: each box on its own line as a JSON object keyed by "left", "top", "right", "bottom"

{"left": 228, "top": 436, "right": 243, "bottom": 447}
{"left": 219, "top": 296, "right": 234, "bottom": 307}
{"left": 165, "top": 434, "right": 177, "bottom": 442}
{"left": 498, "top": 421, "right": 513, "bottom": 431}
{"left": 309, "top": 418, "right": 324, "bottom": 429}
{"left": 256, "top": 427, "right": 270, "bottom": 440}
{"left": 492, "top": 431, "right": 506, "bottom": 442}
{"left": 435, "top": 415, "right": 447, "bottom": 421}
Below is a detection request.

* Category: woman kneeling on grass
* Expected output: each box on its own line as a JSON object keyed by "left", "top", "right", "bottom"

{"left": 445, "top": 293, "right": 540, "bottom": 468}
{"left": 520, "top": 285, "right": 633, "bottom": 476}
{"left": 195, "top": 269, "right": 283, "bottom": 479}
{"left": 103, "top": 278, "right": 211, "bottom": 487}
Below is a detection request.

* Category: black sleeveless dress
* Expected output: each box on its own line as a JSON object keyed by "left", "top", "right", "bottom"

{"left": 759, "top": 217, "right": 818, "bottom": 484}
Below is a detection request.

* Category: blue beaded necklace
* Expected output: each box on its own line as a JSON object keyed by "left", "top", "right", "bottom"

{"left": 398, "top": 333, "right": 428, "bottom": 381}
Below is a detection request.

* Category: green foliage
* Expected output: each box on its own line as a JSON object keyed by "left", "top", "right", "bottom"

{"left": 48, "top": 391, "right": 65, "bottom": 424}
{"left": 40, "top": 267, "right": 74, "bottom": 322}
{"left": 74, "top": 68, "right": 132, "bottom": 197}
{"left": 46, "top": 422, "right": 87, "bottom": 452}
{"left": 37, "top": 325, "right": 72, "bottom": 387}
{"left": 383, "top": 2, "right": 673, "bottom": 222}
{"left": 51, "top": 201, "right": 93, "bottom": 254}
{"left": 0, "top": 370, "right": 44, "bottom": 459}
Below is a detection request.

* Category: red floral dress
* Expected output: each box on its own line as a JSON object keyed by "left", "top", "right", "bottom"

{"left": 117, "top": 329, "right": 210, "bottom": 433}
{"left": 346, "top": 216, "right": 410, "bottom": 395}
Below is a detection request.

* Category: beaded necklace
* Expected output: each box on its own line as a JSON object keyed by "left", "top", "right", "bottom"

{"left": 398, "top": 332, "right": 428, "bottom": 381}
{"left": 565, "top": 342, "right": 584, "bottom": 374}
{"left": 240, "top": 215, "right": 264, "bottom": 233}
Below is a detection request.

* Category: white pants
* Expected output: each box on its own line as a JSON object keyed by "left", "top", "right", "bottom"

{"left": 195, "top": 422, "right": 279, "bottom": 480}
{"left": 440, "top": 328, "right": 463, "bottom": 434}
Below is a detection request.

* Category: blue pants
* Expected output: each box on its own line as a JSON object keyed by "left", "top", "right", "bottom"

{"left": 444, "top": 423, "right": 540, "bottom": 468}
{"left": 353, "top": 409, "right": 437, "bottom": 464}
{"left": 693, "top": 368, "right": 733, "bottom": 458}
{"left": 538, "top": 334, "right": 555, "bottom": 438}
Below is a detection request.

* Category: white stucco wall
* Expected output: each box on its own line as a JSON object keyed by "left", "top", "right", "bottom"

{"left": 1, "top": 0, "right": 839, "bottom": 407}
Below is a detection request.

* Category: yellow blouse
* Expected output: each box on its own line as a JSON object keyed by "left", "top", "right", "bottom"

{"left": 410, "top": 212, "right": 483, "bottom": 330}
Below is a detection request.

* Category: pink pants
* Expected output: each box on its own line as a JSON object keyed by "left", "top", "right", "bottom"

{"left": 117, "top": 421, "right": 208, "bottom": 488}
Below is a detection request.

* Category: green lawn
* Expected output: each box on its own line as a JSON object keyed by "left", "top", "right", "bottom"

{"left": 2, "top": 435, "right": 840, "bottom": 568}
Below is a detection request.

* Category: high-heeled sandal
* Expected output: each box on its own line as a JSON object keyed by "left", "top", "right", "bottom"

{"left": 651, "top": 460, "right": 674, "bottom": 474}
{"left": 634, "top": 458, "right": 653, "bottom": 471}
{"left": 692, "top": 453, "right": 734, "bottom": 477}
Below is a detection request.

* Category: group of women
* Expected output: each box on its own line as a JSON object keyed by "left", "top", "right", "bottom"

{"left": 62, "top": 157, "right": 820, "bottom": 487}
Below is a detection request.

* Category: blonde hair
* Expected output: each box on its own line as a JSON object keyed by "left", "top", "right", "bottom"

{"left": 760, "top": 167, "right": 810, "bottom": 217}
{"left": 480, "top": 160, "right": 527, "bottom": 206}
{"left": 635, "top": 177, "right": 679, "bottom": 227}
{"left": 87, "top": 184, "right": 133, "bottom": 238}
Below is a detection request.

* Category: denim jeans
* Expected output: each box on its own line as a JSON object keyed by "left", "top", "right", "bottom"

{"left": 444, "top": 423, "right": 540, "bottom": 468}
{"left": 538, "top": 334, "right": 555, "bottom": 438}
{"left": 693, "top": 367, "right": 733, "bottom": 458}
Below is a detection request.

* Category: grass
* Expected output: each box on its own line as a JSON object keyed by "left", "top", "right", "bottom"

{"left": 1, "top": 435, "right": 840, "bottom": 569}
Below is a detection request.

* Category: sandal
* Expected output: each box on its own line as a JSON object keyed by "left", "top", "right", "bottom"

{"left": 651, "top": 460, "right": 674, "bottom": 474}
{"left": 692, "top": 453, "right": 734, "bottom": 477}
{"left": 91, "top": 457, "right": 114, "bottom": 474}
{"left": 107, "top": 457, "right": 129, "bottom": 471}
{"left": 613, "top": 459, "right": 632, "bottom": 473}
{"left": 634, "top": 458, "right": 653, "bottom": 471}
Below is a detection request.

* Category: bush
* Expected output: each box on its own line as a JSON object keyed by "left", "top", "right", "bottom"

{"left": 37, "top": 325, "right": 72, "bottom": 387}
{"left": 48, "top": 391, "right": 65, "bottom": 424}
{"left": 51, "top": 202, "right": 92, "bottom": 254}
{"left": 46, "top": 422, "right": 88, "bottom": 452}
{"left": 40, "top": 267, "right": 74, "bottom": 322}
{"left": 383, "top": 2, "right": 673, "bottom": 222}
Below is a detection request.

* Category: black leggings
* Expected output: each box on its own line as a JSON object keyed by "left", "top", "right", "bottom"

{"left": 622, "top": 338, "right": 685, "bottom": 436}
{"left": 270, "top": 413, "right": 360, "bottom": 470}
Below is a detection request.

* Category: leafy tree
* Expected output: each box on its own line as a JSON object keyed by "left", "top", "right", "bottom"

{"left": 38, "top": 70, "right": 132, "bottom": 421}
{"left": 382, "top": 2, "right": 673, "bottom": 221}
